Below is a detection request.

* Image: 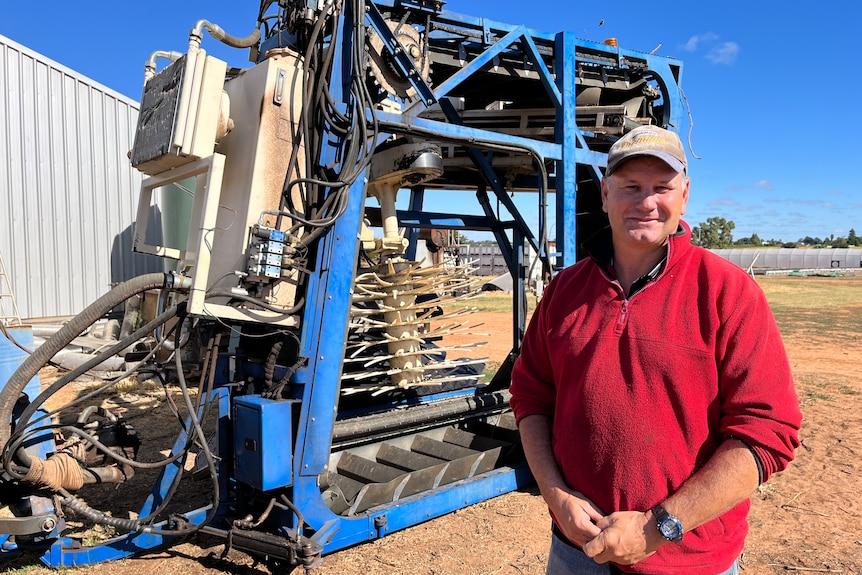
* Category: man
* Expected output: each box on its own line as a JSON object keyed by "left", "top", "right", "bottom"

{"left": 509, "top": 125, "right": 801, "bottom": 574}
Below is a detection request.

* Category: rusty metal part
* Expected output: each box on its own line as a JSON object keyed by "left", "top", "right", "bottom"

{"left": 22, "top": 453, "right": 85, "bottom": 492}
{"left": 367, "top": 20, "right": 429, "bottom": 98}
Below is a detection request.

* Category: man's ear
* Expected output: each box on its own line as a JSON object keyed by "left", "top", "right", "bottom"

{"left": 600, "top": 176, "right": 610, "bottom": 213}
{"left": 681, "top": 176, "right": 690, "bottom": 215}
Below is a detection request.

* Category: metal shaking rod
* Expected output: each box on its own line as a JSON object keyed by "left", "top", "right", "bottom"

{"left": 343, "top": 258, "right": 488, "bottom": 394}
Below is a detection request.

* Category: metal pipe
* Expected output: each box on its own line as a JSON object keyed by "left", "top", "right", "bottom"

{"left": 143, "top": 50, "right": 184, "bottom": 82}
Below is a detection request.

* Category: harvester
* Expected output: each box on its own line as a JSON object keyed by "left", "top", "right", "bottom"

{"left": 0, "top": 1, "right": 683, "bottom": 570}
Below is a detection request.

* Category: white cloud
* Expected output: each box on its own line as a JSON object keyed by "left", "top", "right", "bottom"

{"left": 766, "top": 198, "right": 837, "bottom": 209}
{"left": 681, "top": 34, "right": 739, "bottom": 65}
{"left": 735, "top": 205, "right": 763, "bottom": 213}
{"left": 706, "top": 42, "right": 740, "bottom": 65}
{"left": 727, "top": 179, "right": 773, "bottom": 192}
{"left": 708, "top": 197, "right": 739, "bottom": 207}
{"left": 682, "top": 32, "right": 719, "bottom": 52}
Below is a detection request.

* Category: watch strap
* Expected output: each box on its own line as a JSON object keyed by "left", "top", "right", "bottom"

{"left": 652, "top": 504, "right": 683, "bottom": 543}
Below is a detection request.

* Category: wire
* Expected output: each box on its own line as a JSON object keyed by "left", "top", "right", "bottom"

{"left": 678, "top": 84, "right": 702, "bottom": 161}
{"left": 11, "top": 305, "right": 182, "bottom": 437}
{"left": 205, "top": 291, "right": 305, "bottom": 316}
{"left": 4, "top": 308, "right": 186, "bottom": 479}
{"left": 275, "top": 0, "right": 380, "bottom": 248}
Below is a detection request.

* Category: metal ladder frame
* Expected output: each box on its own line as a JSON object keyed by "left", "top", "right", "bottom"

{"left": 0, "top": 252, "right": 22, "bottom": 326}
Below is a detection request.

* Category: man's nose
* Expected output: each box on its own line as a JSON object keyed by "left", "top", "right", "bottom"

{"left": 636, "top": 192, "right": 657, "bottom": 210}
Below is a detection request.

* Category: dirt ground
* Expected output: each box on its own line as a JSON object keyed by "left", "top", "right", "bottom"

{"left": 4, "top": 278, "right": 862, "bottom": 575}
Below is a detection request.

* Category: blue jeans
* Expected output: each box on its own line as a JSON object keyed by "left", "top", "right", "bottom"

{"left": 546, "top": 532, "right": 739, "bottom": 575}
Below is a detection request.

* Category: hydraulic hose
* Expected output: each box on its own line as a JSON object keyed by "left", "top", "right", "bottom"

{"left": 14, "top": 304, "right": 182, "bottom": 436}
{"left": 191, "top": 20, "right": 261, "bottom": 49}
{"left": 0, "top": 273, "right": 168, "bottom": 451}
{"left": 206, "top": 291, "right": 305, "bottom": 316}
{"left": 332, "top": 390, "right": 512, "bottom": 448}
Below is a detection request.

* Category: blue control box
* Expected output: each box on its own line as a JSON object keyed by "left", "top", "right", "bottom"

{"left": 233, "top": 395, "right": 294, "bottom": 491}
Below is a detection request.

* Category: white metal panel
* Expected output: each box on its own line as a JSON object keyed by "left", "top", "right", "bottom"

{"left": 711, "top": 248, "right": 862, "bottom": 271}
{"left": 0, "top": 34, "right": 162, "bottom": 320}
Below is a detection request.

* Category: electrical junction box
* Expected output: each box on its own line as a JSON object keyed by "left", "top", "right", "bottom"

{"left": 131, "top": 50, "right": 229, "bottom": 176}
{"left": 233, "top": 395, "right": 294, "bottom": 491}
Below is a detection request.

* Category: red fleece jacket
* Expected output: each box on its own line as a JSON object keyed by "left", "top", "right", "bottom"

{"left": 510, "top": 222, "right": 801, "bottom": 574}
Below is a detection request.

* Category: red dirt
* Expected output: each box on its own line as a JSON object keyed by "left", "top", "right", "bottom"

{"left": 6, "top": 285, "right": 862, "bottom": 575}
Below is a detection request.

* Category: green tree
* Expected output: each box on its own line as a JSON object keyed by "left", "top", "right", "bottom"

{"left": 450, "top": 230, "right": 467, "bottom": 245}
{"left": 733, "top": 232, "right": 763, "bottom": 246}
{"left": 692, "top": 217, "right": 735, "bottom": 249}
{"left": 849, "top": 228, "right": 860, "bottom": 246}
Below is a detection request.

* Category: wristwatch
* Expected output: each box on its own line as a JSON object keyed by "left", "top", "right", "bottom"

{"left": 652, "top": 504, "right": 683, "bottom": 543}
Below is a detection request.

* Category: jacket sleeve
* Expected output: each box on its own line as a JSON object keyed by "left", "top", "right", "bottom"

{"left": 715, "top": 278, "right": 802, "bottom": 482}
{"left": 509, "top": 277, "right": 558, "bottom": 425}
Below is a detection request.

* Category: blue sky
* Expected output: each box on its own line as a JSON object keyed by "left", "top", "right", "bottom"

{"left": 2, "top": 1, "right": 860, "bottom": 243}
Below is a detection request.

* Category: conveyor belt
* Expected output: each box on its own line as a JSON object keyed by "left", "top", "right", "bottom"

{"left": 322, "top": 414, "right": 521, "bottom": 515}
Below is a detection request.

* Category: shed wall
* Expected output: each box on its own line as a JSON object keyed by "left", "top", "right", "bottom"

{"left": 0, "top": 34, "right": 162, "bottom": 320}
{"left": 711, "top": 248, "right": 862, "bottom": 271}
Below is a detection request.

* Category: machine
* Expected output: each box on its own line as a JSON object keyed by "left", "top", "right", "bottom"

{"left": 0, "top": 1, "right": 684, "bottom": 570}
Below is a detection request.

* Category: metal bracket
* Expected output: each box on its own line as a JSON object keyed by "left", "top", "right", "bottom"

{"left": 0, "top": 514, "right": 59, "bottom": 536}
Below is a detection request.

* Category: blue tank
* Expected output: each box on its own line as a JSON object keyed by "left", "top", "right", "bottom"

{"left": 0, "top": 325, "right": 40, "bottom": 401}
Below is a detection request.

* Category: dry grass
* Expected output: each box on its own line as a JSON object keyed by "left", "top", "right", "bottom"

{"left": 758, "top": 275, "right": 862, "bottom": 340}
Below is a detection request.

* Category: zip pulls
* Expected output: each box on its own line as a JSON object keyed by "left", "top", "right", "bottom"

{"left": 596, "top": 268, "right": 631, "bottom": 334}
{"left": 598, "top": 231, "right": 680, "bottom": 334}
{"left": 616, "top": 299, "right": 629, "bottom": 334}
{"left": 603, "top": 257, "right": 668, "bottom": 333}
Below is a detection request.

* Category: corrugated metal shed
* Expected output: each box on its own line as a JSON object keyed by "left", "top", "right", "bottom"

{"left": 0, "top": 34, "right": 163, "bottom": 320}
{"left": 711, "top": 248, "right": 862, "bottom": 271}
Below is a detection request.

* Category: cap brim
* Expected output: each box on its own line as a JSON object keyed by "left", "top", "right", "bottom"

{"left": 609, "top": 151, "right": 686, "bottom": 175}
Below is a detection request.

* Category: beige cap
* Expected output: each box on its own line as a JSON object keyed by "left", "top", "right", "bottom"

{"left": 606, "top": 125, "right": 687, "bottom": 175}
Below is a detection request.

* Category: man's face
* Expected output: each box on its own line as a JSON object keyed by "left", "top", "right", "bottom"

{"left": 601, "top": 156, "right": 690, "bottom": 251}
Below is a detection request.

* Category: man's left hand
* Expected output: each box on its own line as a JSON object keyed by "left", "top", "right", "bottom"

{"left": 581, "top": 510, "right": 664, "bottom": 565}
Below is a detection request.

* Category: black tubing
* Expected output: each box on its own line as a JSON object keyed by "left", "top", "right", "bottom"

{"left": 0, "top": 273, "right": 167, "bottom": 450}
{"left": 331, "top": 390, "right": 511, "bottom": 448}
{"left": 16, "top": 304, "right": 181, "bottom": 432}
{"left": 206, "top": 291, "right": 305, "bottom": 316}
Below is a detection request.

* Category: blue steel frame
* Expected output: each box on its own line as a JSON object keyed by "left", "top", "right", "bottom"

{"left": 277, "top": 1, "right": 684, "bottom": 557}
{"left": 7, "top": 388, "right": 232, "bottom": 567}
{"left": 3, "top": 2, "right": 683, "bottom": 568}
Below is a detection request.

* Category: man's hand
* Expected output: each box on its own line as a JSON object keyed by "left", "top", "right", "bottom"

{"left": 517, "top": 415, "right": 606, "bottom": 546}
{"left": 546, "top": 487, "right": 605, "bottom": 547}
{"left": 582, "top": 510, "right": 663, "bottom": 565}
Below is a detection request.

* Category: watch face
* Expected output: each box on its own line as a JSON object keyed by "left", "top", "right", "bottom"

{"left": 659, "top": 518, "right": 681, "bottom": 539}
